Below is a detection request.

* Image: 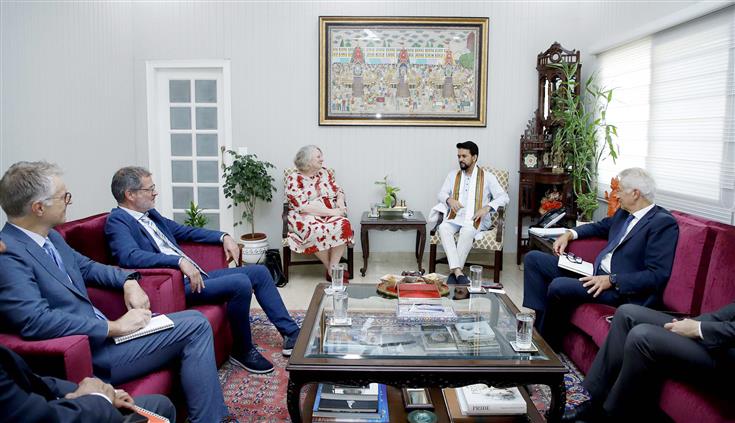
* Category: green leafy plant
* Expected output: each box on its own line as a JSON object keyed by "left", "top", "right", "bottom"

{"left": 551, "top": 62, "right": 619, "bottom": 221}
{"left": 222, "top": 150, "right": 276, "bottom": 237}
{"left": 374, "top": 175, "right": 400, "bottom": 207}
{"left": 184, "top": 201, "right": 208, "bottom": 228}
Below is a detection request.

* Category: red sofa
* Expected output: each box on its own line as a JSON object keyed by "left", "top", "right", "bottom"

{"left": 0, "top": 212, "right": 233, "bottom": 398}
{"left": 561, "top": 210, "right": 735, "bottom": 422}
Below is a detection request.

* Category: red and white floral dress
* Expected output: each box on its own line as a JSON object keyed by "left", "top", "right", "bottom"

{"left": 286, "top": 168, "right": 354, "bottom": 255}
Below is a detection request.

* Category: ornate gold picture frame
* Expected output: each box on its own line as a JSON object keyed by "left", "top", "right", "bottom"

{"left": 319, "top": 16, "right": 489, "bottom": 126}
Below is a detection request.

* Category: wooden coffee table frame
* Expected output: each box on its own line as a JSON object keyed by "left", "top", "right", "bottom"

{"left": 359, "top": 211, "right": 427, "bottom": 276}
{"left": 286, "top": 284, "right": 567, "bottom": 422}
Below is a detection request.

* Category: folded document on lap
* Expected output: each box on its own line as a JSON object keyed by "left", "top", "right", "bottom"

{"left": 557, "top": 254, "right": 593, "bottom": 276}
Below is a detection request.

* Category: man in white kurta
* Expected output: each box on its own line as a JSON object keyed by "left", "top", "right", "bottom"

{"left": 436, "top": 141, "right": 509, "bottom": 284}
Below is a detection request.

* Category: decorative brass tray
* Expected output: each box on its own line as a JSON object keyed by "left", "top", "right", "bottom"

{"left": 377, "top": 280, "right": 450, "bottom": 299}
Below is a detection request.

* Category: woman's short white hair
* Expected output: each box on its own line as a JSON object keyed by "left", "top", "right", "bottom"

{"left": 294, "top": 145, "right": 321, "bottom": 172}
{"left": 618, "top": 167, "right": 656, "bottom": 201}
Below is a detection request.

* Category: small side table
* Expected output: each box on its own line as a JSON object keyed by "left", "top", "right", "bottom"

{"left": 359, "top": 211, "right": 427, "bottom": 276}
{"left": 529, "top": 232, "right": 555, "bottom": 255}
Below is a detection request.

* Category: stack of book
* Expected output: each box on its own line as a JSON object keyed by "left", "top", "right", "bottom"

{"left": 312, "top": 383, "right": 389, "bottom": 422}
{"left": 443, "top": 384, "right": 527, "bottom": 421}
{"left": 452, "top": 321, "right": 501, "bottom": 355}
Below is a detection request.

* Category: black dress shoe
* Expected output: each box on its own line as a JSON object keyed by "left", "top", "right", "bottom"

{"left": 562, "top": 400, "right": 601, "bottom": 422}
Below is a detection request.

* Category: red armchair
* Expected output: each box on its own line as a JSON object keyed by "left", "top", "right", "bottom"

{"left": 561, "top": 210, "right": 735, "bottom": 422}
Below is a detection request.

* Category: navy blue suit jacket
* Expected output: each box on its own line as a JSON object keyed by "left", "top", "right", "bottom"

{"left": 105, "top": 207, "right": 224, "bottom": 269}
{"left": 574, "top": 206, "right": 679, "bottom": 306}
{"left": 0, "top": 224, "right": 133, "bottom": 352}
{"left": 0, "top": 344, "right": 122, "bottom": 422}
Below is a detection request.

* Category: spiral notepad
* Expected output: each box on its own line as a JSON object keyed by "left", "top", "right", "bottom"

{"left": 133, "top": 405, "right": 170, "bottom": 423}
{"left": 113, "top": 315, "right": 175, "bottom": 344}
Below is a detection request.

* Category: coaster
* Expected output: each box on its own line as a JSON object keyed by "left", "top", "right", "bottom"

{"left": 328, "top": 317, "right": 352, "bottom": 327}
{"left": 407, "top": 410, "right": 437, "bottom": 423}
{"left": 467, "top": 287, "right": 486, "bottom": 294}
{"left": 509, "top": 340, "right": 538, "bottom": 352}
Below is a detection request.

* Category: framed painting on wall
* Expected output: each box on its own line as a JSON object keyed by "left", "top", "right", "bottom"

{"left": 319, "top": 16, "right": 489, "bottom": 126}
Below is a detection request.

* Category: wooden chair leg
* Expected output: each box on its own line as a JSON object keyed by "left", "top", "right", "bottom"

{"left": 429, "top": 243, "right": 437, "bottom": 273}
{"left": 283, "top": 245, "right": 291, "bottom": 282}
{"left": 494, "top": 250, "right": 502, "bottom": 283}
{"left": 347, "top": 246, "right": 354, "bottom": 279}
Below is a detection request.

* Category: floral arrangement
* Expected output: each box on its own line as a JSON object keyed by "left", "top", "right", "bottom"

{"left": 539, "top": 189, "right": 563, "bottom": 215}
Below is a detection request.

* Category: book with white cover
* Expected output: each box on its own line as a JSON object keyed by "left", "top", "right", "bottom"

{"left": 557, "top": 254, "right": 593, "bottom": 276}
{"left": 457, "top": 384, "right": 526, "bottom": 415}
{"left": 113, "top": 315, "right": 175, "bottom": 344}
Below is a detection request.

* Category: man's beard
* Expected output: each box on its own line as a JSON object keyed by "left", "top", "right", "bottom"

{"left": 459, "top": 161, "right": 468, "bottom": 170}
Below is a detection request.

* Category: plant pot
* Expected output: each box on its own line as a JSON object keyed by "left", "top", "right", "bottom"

{"left": 240, "top": 233, "right": 269, "bottom": 264}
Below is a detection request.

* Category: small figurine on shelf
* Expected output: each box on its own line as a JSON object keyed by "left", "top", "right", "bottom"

{"left": 604, "top": 176, "right": 621, "bottom": 217}
{"left": 539, "top": 188, "right": 563, "bottom": 215}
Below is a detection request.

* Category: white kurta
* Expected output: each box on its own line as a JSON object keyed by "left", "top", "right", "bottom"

{"left": 435, "top": 166, "right": 509, "bottom": 270}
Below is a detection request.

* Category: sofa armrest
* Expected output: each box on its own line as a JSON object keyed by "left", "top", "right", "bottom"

{"left": 568, "top": 237, "right": 608, "bottom": 263}
{"left": 0, "top": 333, "right": 93, "bottom": 383}
{"left": 88, "top": 270, "right": 185, "bottom": 320}
{"left": 181, "top": 242, "right": 228, "bottom": 272}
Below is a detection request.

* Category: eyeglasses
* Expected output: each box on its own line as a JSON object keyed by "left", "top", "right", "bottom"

{"left": 563, "top": 252, "right": 583, "bottom": 264}
{"left": 133, "top": 185, "right": 157, "bottom": 193}
{"left": 43, "top": 192, "right": 72, "bottom": 205}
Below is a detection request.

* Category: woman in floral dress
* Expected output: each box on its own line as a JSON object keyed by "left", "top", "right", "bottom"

{"left": 286, "top": 145, "right": 353, "bottom": 279}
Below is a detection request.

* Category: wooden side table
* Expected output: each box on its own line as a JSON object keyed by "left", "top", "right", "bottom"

{"left": 359, "top": 211, "right": 427, "bottom": 276}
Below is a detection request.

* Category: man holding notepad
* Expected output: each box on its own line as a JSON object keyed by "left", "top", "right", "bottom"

{"left": 0, "top": 162, "right": 232, "bottom": 423}
{"left": 522, "top": 168, "right": 679, "bottom": 346}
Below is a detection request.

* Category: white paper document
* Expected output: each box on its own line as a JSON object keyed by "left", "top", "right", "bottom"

{"left": 529, "top": 227, "right": 568, "bottom": 238}
{"left": 557, "top": 254, "right": 593, "bottom": 276}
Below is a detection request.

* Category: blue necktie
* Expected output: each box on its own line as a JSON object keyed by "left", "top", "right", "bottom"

{"left": 43, "top": 240, "right": 107, "bottom": 321}
{"left": 593, "top": 214, "right": 636, "bottom": 274}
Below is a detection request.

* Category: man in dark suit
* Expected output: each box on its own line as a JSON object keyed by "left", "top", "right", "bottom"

{"left": 0, "top": 161, "right": 231, "bottom": 423}
{"left": 562, "top": 303, "right": 735, "bottom": 421}
{"left": 0, "top": 342, "right": 175, "bottom": 423}
{"left": 523, "top": 168, "right": 679, "bottom": 344}
{"left": 104, "top": 166, "right": 300, "bottom": 374}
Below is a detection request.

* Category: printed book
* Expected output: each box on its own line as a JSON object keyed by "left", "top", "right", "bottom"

{"left": 457, "top": 384, "right": 526, "bottom": 415}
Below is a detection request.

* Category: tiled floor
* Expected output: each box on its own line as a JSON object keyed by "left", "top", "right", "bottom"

{"left": 251, "top": 252, "right": 530, "bottom": 312}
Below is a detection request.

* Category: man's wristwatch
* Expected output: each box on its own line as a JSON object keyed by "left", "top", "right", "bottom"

{"left": 609, "top": 274, "right": 619, "bottom": 290}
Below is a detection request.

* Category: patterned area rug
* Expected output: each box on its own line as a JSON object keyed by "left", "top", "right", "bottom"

{"left": 219, "top": 311, "right": 590, "bottom": 422}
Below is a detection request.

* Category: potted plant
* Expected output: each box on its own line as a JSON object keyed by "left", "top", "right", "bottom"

{"left": 374, "top": 175, "right": 400, "bottom": 208}
{"left": 222, "top": 150, "right": 276, "bottom": 263}
{"left": 551, "top": 62, "right": 618, "bottom": 224}
{"left": 184, "top": 201, "right": 208, "bottom": 228}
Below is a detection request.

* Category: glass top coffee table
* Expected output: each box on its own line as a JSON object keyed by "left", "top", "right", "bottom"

{"left": 286, "top": 283, "right": 567, "bottom": 422}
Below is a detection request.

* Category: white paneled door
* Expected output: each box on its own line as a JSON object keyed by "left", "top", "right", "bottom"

{"left": 146, "top": 61, "right": 233, "bottom": 235}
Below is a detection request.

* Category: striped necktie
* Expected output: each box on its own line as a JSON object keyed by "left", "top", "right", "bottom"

{"left": 43, "top": 240, "right": 108, "bottom": 321}
{"left": 139, "top": 214, "right": 209, "bottom": 277}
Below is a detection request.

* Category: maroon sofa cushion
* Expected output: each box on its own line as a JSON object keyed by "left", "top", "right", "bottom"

{"left": 665, "top": 211, "right": 715, "bottom": 315}
{"left": 660, "top": 380, "right": 735, "bottom": 423}
{"left": 55, "top": 212, "right": 112, "bottom": 264}
{"left": 568, "top": 303, "right": 617, "bottom": 347}
{"left": 699, "top": 224, "right": 735, "bottom": 313}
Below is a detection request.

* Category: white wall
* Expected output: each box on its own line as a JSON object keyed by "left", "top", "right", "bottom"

{"left": 0, "top": 1, "right": 698, "bottom": 252}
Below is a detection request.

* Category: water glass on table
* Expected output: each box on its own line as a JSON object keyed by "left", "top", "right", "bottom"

{"left": 516, "top": 312, "right": 534, "bottom": 349}
{"left": 469, "top": 265, "right": 483, "bottom": 291}
{"left": 331, "top": 263, "right": 345, "bottom": 292}
{"left": 332, "top": 290, "right": 349, "bottom": 325}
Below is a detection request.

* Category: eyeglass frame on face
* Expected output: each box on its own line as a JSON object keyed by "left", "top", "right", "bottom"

{"left": 42, "top": 191, "right": 72, "bottom": 205}
{"left": 563, "top": 252, "right": 583, "bottom": 264}
{"left": 131, "top": 184, "right": 157, "bottom": 194}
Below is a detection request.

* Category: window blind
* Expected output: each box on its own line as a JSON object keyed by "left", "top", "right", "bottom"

{"left": 597, "top": 5, "right": 735, "bottom": 223}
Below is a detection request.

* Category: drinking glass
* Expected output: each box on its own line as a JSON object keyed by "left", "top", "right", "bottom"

{"left": 370, "top": 203, "right": 380, "bottom": 217}
{"left": 332, "top": 291, "right": 349, "bottom": 325}
{"left": 469, "top": 265, "right": 483, "bottom": 291}
{"left": 331, "top": 263, "right": 345, "bottom": 292}
{"left": 516, "top": 312, "right": 534, "bottom": 349}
